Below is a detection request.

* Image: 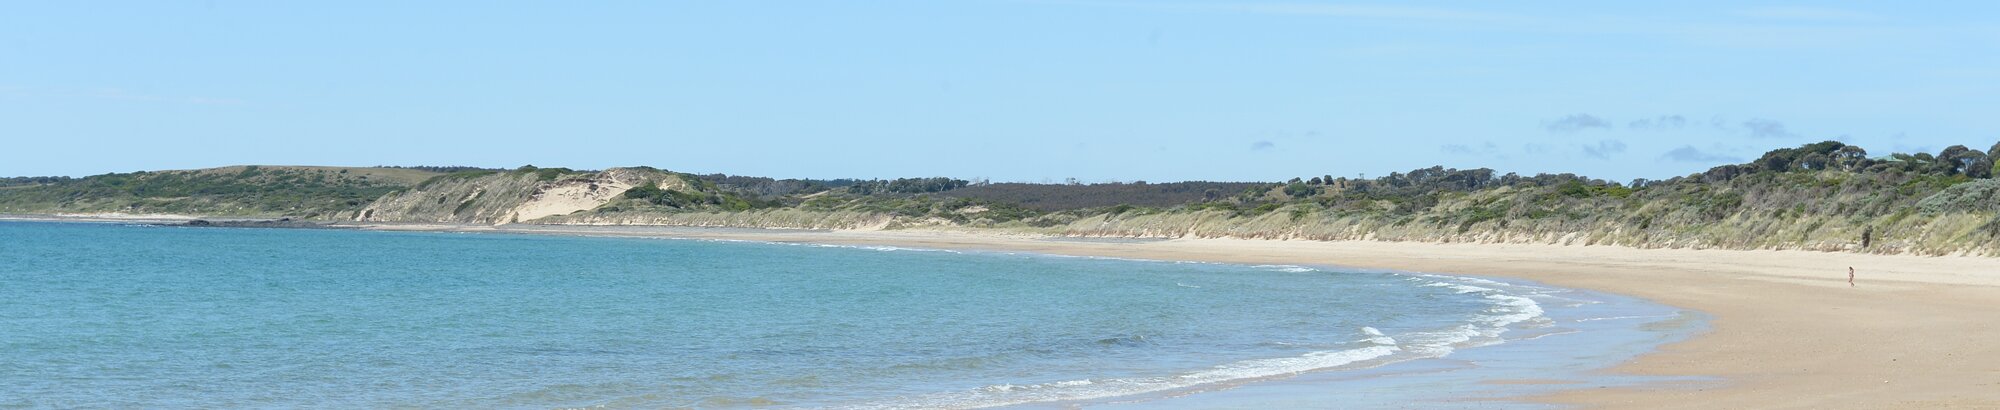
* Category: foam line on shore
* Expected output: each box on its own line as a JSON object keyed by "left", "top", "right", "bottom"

{"left": 847, "top": 271, "right": 1557, "bottom": 409}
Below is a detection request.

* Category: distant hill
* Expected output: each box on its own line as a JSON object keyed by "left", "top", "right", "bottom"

{"left": 940, "top": 181, "right": 1269, "bottom": 211}
{"left": 0, "top": 166, "right": 441, "bottom": 218}
{"left": 4, "top": 141, "right": 1997, "bottom": 255}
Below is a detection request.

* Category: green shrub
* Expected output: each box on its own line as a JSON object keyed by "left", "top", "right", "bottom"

{"left": 1916, "top": 179, "right": 2000, "bottom": 214}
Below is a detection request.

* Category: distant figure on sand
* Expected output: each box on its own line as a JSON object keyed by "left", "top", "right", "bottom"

{"left": 1849, "top": 267, "right": 1856, "bottom": 287}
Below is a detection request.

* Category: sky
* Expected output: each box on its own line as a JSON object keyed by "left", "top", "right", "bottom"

{"left": 3, "top": 1, "right": 1997, "bottom": 183}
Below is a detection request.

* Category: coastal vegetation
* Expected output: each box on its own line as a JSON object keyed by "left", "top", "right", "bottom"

{"left": 0, "top": 176, "right": 72, "bottom": 187}
{"left": 0, "top": 166, "right": 438, "bottom": 218}
{"left": 5, "top": 141, "right": 1997, "bottom": 255}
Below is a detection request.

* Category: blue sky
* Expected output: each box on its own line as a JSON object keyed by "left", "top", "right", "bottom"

{"left": 3, "top": 1, "right": 1996, "bottom": 183}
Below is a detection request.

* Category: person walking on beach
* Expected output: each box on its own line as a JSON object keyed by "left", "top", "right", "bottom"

{"left": 1849, "top": 267, "right": 1856, "bottom": 287}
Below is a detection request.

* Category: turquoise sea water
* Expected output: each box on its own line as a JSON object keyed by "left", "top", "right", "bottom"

{"left": 0, "top": 221, "right": 1674, "bottom": 408}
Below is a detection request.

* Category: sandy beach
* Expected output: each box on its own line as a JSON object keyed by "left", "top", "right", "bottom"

{"left": 438, "top": 224, "right": 2000, "bottom": 409}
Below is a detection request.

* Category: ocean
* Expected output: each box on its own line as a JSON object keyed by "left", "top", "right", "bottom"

{"left": 0, "top": 221, "right": 1692, "bottom": 408}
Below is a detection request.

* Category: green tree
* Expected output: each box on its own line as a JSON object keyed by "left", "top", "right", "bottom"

{"left": 1755, "top": 148, "right": 1798, "bottom": 171}
{"left": 1283, "top": 182, "right": 1315, "bottom": 197}
{"left": 1939, "top": 145, "right": 1974, "bottom": 174}
{"left": 1834, "top": 145, "right": 1869, "bottom": 170}
{"left": 1799, "top": 152, "right": 1831, "bottom": 170}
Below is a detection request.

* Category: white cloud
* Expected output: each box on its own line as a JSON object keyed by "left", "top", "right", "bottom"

{"left": 1627, "top": 115, "right": 1689, "bottom": 130}
{"left": 1544, "top": 113, "right": 1612, "bottom": 133}
{"left": 1742, "top": 118, "right": 1797, "bottom": 139}
{"left": 1582, "top": 140, "right": 1628, "bottom": 159}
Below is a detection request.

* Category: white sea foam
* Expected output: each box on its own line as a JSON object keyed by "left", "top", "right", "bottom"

{"left": 1397, "top": 274, "right": 1553, "bottom": 356}
{"left": 849, "top": 345, "right": 1400, "bottom": 410}
{"left": 1452, "top": 277, "right": 1514, "bottom": 287}
{"left": 787, "top": 242, "right": 964, "bottom": 253}
{"left": 1420, "top": 282, "right": 1497, "bottom": 294}
{"left": 1574, "top": 314, "right": 1678, "bottom": 323}
{"left": 1359, "top": 327, "right": 1398, "bottom": 346}
{"left": 1031, "top": 253, "right": 1175, "bottom": 264}
{"left": 1400, "top": 325, "right": 1483, "bottom": 356}
{"left": 852, "top": 272, "right": 1553, "bottom": 410}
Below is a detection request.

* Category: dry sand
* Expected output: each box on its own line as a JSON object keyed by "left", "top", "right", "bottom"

{"left": 462, "top": 225, "right": 2000, "bottom": 409}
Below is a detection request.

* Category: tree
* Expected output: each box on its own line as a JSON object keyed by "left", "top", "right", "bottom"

{"left": 1755, "top": 148, "right": 1799, "bottom": 172}
{"left": 1941, "top": 147, "right": 1989, "bottom": 177}
{"left": 1939, "top": 145, "right": 1974, "bottom": 174}
{"left": 1799, "top": 152, "right": 1831, "bottom": 170}
{"left": 1799, "top": 140, "right": 1847, "bottom": 158}
{"left": 1907, "top": 153, "right": 1941, "bottom": 174}
{"left": 1993, "top": 156, "right": 2000, "bottom": 180}
{"left": 1968, "top": 155, "right": 1995, "bottom": 179}
{"left": 1703, "top": 164, "right": 1743, "bottom": 182}
{"left": 1833, "top": 145, "right": 1869, "bottom": 170}
{"left": 1283, "top": 182, "right": 1314, "bottom": 197}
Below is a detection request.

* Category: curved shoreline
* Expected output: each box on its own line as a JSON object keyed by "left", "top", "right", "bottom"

{"left": 14, "top": 217, "right": 2000, "bottom": 407}
{"left": 1036, "top": 270, "right": 1702, "bottom": 409}
{"left": 450, "top": 224, "right": 2000, "bottom": 409}
{"left": 407, "top": 225, "right": 1699, "bottom": 408}
{"left": 4, "top": 219, "right": 1680, "bottom": 408}
{"left": 477, "top": 227, "right": 1705, "bottom": 408}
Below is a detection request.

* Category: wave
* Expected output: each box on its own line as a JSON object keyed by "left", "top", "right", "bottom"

{"left": 804, "top": 243, "right": 963, "bottom": 253}
{"left": 1574, "top": 314, "right": 1679, "bottom": 323}
{"left": 1249, "top": 264, "right": 1318, "bottom": 273}
{"left": 840, "top": 272, "right": 1557, "bottom": 409}
{"left": 1027, "top": 253, "right": 1206, "bottom": 265}
{"left": 847, "top": 343, "right": 1401, "bottom": 410}
{"left": 1387, "top": 274, "right": 1552, "bottom": 356}
{"left": 725, "top": 240, "right": 969, "bottom": 254}
{"left": 1359, "top": 326, "right": 1398, "bottom": 346}
{"left": 856, "top": 273, "right": 1554, "bottom": 409}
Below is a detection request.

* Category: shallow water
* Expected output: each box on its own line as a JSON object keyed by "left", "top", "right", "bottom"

{"left": 0, "top": 221, "right": 1661, "bottom": 408}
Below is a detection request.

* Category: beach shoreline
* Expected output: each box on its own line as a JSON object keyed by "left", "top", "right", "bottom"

{"left": 452, "top": 223, "right": 2000, "bottom": 409}
{"left": 14, "top": 216, "right": 2000, "bottom": 407}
